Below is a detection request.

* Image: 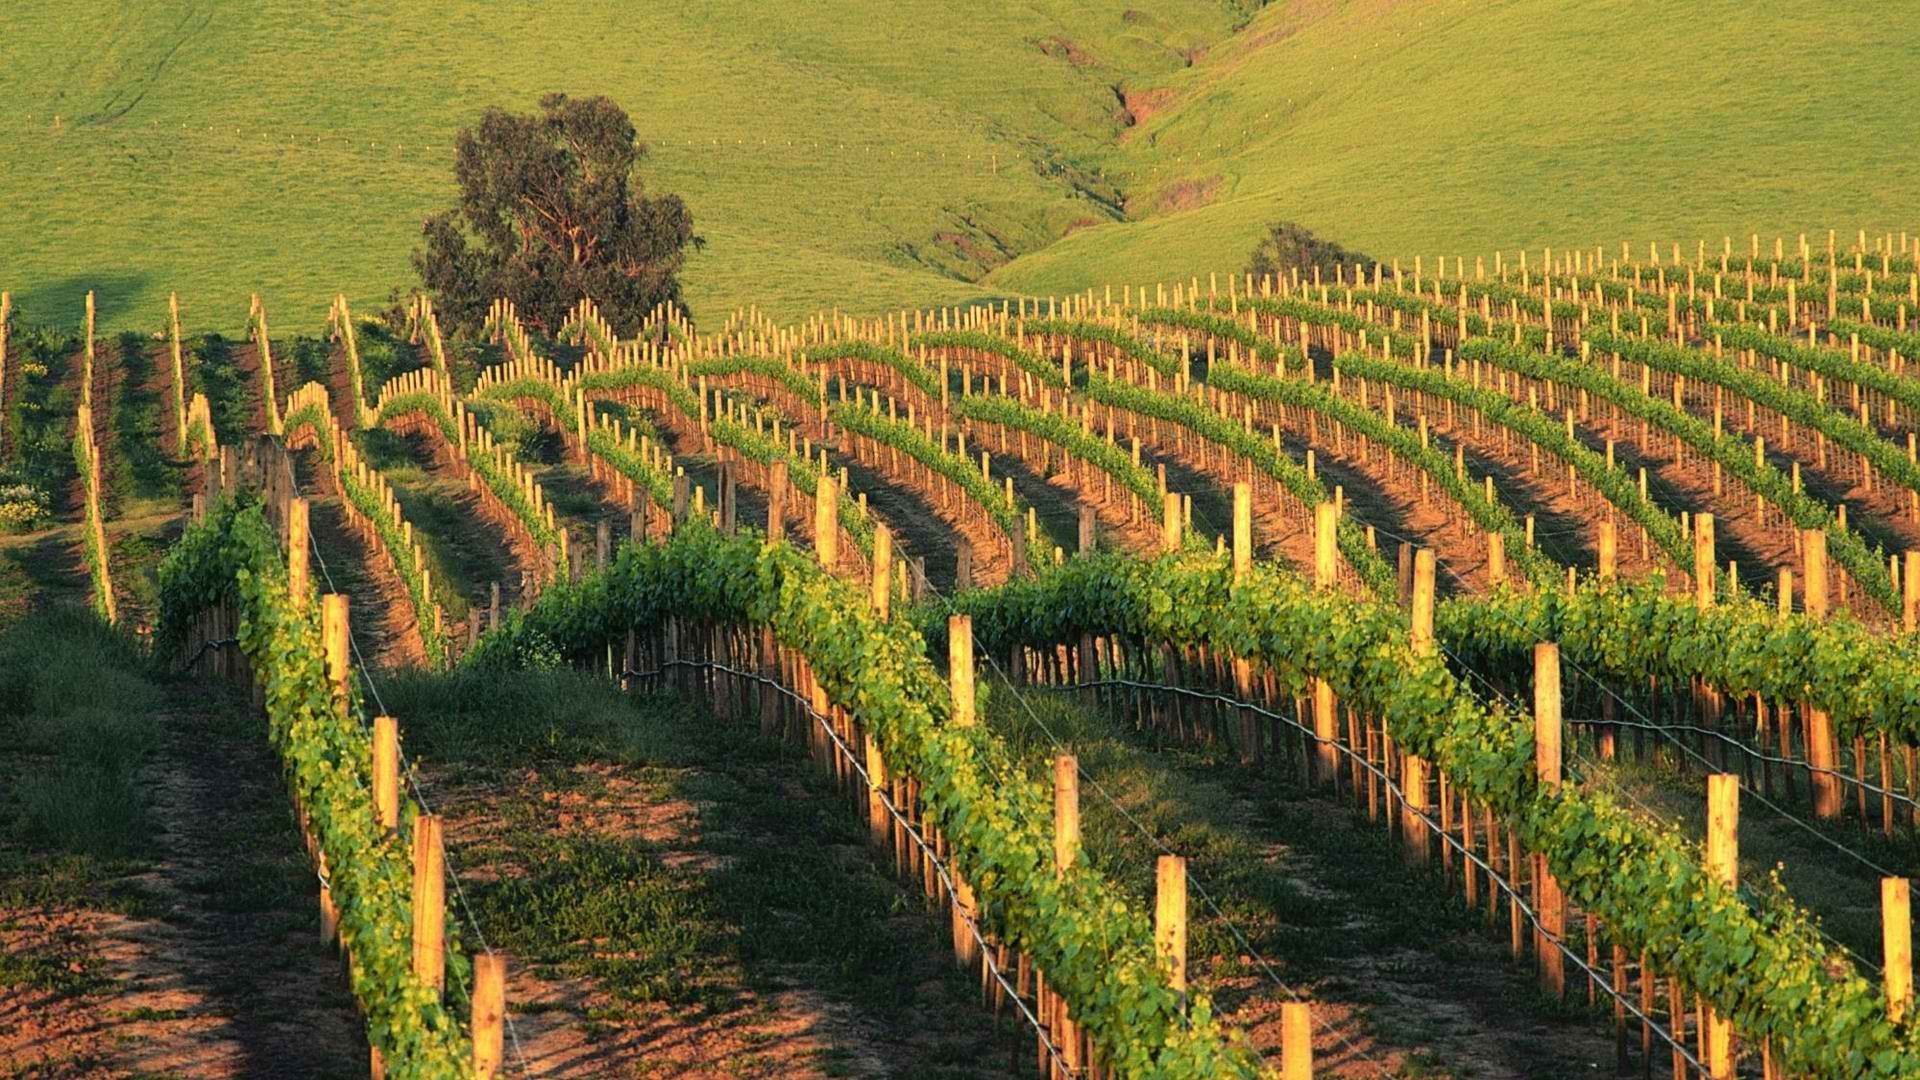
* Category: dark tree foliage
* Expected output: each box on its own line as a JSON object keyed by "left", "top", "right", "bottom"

{"left": 413, "top": 93, "right": 700, "bottom": 337}
{"left": 1245, "top": 220, "right": 1376, "bottom": 282}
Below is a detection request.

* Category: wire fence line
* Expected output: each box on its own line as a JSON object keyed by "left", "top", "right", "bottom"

{"left": 896, "top": 555, "right": 1396, "bottom": 1077}
{"left": 1361, "top": 512, "right": 1912, "bottom": 961}
{"left": 1019, "top": 673, "right": 1714, "bottom": 1076}
{"left": 622, "top": 654, "right": 1075, "bottom": 1075}
{"left": 297, "top": 475, "right": 535, "bottom": 1076}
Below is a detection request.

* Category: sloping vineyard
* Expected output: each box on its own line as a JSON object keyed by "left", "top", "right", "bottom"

{"left": 12, "top": 229, "right": 1920, "bottom": 1079}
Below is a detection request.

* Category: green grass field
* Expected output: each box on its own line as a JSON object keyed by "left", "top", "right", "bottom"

{"left": 990, "top": 0, "right": 1920, "bottom": 295}
{"left": 4, "top": 0, "right": 1916, "bottom": 334}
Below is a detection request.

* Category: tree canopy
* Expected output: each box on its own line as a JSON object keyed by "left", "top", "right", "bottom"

{"left": 413, "top": 93, "right": 700, "bottom": 338}
{"left": 1245, "top": 220, "right": 1375, "bottom": 283}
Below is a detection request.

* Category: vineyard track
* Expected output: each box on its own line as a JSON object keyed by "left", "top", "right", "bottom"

{"left": 987, "top": 686, "right": 1628, "bottom": 1078}
{"left": 371, "top": 427, "right": 533, "bottom": 638}
{"left": 400, "top": 685, "right": 1022, "bottom": 1080}
{"left": 0, "top": 676, "right": 365, "bottom": 1078}
{"left": 1604, "top": 435, "right": 1802, "bottom": 596}
{"left": 54, "top": 343, "right": 94, "bottom": 517}
{"left": 835, "top": 450, "right": 1002, "bottom": 591}
{"left": 291, "top": 452, "right": 426, "bottom": 670}
{"left": 1446, "top": 358, "right": 1878, "bottom": 601}
{"left": 616, "top": 393, "right": 864, "bottom": 565}
{"left": 226, "top": 344, "right": 274, "bottom": 445}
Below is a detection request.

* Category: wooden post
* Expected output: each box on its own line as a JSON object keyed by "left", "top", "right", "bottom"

{"left": 1281, "top": 1002, "right": 1313, "bottom": 1080}
{"left": 946, "top": 616, "right": 984, "bottom": 973}
{"left": 287, "top": 498, "right": 310, "bottom": 610}
{"left": 1078, "top": 505, "right": 1097, "bottom": 555}
{"left": 949, "top": 615, "right": 975, "bottom": 727}
{"left": 1314, "top": 502, "right": 1337, "bottom": 589}
{"left": 1053, "top": 754, "right": 1079, "bottom": 879}
{"left": 1905, "top": 552, "right": 1919, "bottom": 633}
{"left": 489, "top": 582, "right": 501, "bottom": 631}
{"left": 1232, "top": 482, "right": 1252, "bottom": 584}
{"left": 1534, "top": 642, "right": 1565, "bottom": 997}
{"left": 955, "top": 539, "right": 973, "bottom": 591}
{"left": 1598, "top": 520, "right": 1617, "bottom": 581}
{"left": 768, "top": 459, "right": 788, "bottom": 541}
{"left": 596, "top": 519, "right": 611, "bottom": 570}
{"left": 1312, "top": 678, "right": 1338, "bottom": 784}
{"left": 322, "top": 595, "right": 350, "bottom": 711}
{"left": 1162, "top": 491, "right": 1182, "bottom": 552}
{"left": 1802, "top": 530, "right": 1840, "bottom": 817}
{"left": 319, "top": 850, "right": 337, "bottom": 945}
{"left": 672, "top": 473, "right": 690, "bottom": 522}
{"left": 1704, "top": 774, "right": 1738, "bottom": 1078}
{"left": 1487, "top": 532, "right": 1506, "bottom": 586}
{"left": 472, "top": 953, "right": 505, "bottom": 1078}
{"left": 815, "top": 475, "right": 839, "bottom": 569}
{"left": 1887, "top": 877, "right": 1913, "bottom": 1024}
{"left": 373, "top": 716, "right": 399, "bottom": 831}
{"left": 1156, "top": 855, "right": 1187, "bottom": 991}
{"left": 1396, "top": 541, "right": 1413, "bottom": 606}
{"left": 1803, "top": 529, "right": 1829, "bottom": 618}
{"left": 411, "top": 814, "right": 445, "bottom": 991}
{"left": 864, "top": 735, "right": 889, "bottom": 850}
{"left": 1402, "top": 754, "right": 1430, "bottom": 865}
{"left": 1535, "top": 644, "right": 1563, "bottom": 788}
{"left": 1410, "top": 550, "right": 1436, "bottom": 656}
{"left": 1694, "top": 513, "right": 1716, "bottom": 606}
{"left": 871, "top": 523, "right": 893, "bottom": 618}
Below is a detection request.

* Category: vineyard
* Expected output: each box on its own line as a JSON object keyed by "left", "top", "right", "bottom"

{"left": 10, "top": 230, "right": 1920, "bottom": 1079}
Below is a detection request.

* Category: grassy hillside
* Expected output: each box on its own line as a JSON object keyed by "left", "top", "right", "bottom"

{"left": 4, "top": 0, "right": 1916, "bottom": 334}
{"left": 991, "top": 0, "right": 1920, "bottom": 293}
{"left": 0, "top": 1, "right": 1240, "bottom": 332}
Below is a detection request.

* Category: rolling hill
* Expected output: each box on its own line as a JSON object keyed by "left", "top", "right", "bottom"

{"left": 3, "top": 0, "right": 1915, "bottom": 333}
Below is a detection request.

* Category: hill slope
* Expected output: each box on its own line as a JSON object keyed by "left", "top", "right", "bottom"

{"left": 4, "top": 1, "right": 1916, "bottom": 333}
{"left": 990, "top": 0, "right": 1920, "bottom": 293}
{"left": 0, "top": 1, "right": 1240, "bottom": 331}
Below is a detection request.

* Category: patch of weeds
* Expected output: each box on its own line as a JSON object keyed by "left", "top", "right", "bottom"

{"left": 0, "top": 606, "right": 163, "bottom": 862}
{"left": 289, "top": 334, "right": 331, "bottom": 387}
{"left": 0, "top": 851, "right": 160, "bottom": 917}
{"left": 381, "top": 666, "right": 666, "bottom": 765}
{"left": 467, "top": 399, "right": 544, "bottom": 462}
{"left": 353, "top": 323, "right": 423, "bottom": 398}
{"left": 0, "top": 933, "right": 112, "bottom": 997}
{"left": 107, "top": 331, "right": 182, "bottom": 507}
{"left": 1, "top": 325, "right": 78, "bottom": 514}
{"left": 189, "top": 333, "right": 247, "bottom": 444}
{"left": 476, "top": 833, "right": 732, "bottom": 1010}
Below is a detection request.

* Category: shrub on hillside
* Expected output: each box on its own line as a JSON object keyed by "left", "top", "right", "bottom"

{"left": 1245, "top": 220, "right": 1375, "bottom": 282}
{"left": 413, "top": 93, "right": 701, "bottom": 339}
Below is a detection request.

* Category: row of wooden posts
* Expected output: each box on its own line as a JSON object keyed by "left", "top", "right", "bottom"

{"left": 292, "top": 495, "right": 509, "bottom": 1077}
{"left": 181, "top": 459, "right": 509, "bottom": 1076}
{"left": 612, "top": 485, "right": 1320, "bottom": 1078}
{"left": 1027, "top": 482, "right": 1918, "bottom": 1078}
